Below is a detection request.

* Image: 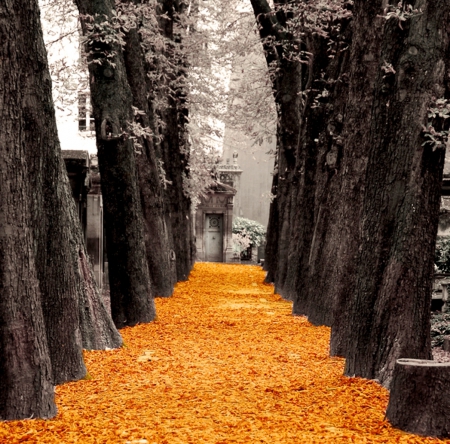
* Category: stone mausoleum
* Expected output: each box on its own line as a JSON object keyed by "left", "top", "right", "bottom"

{"left": 195, "top": 154, "right": 242, "bottom": 263}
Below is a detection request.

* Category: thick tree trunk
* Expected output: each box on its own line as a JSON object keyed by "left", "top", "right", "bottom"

{"left": 0, "top": 0, "right": 56, "bottom": 419}
{"left": 123, "top": 15, "right": 177, "bottom": 297}
{"left": 0, "top": 155, "right": 56, "bottom": 419}
{"left": 344, "top": 0, "right": 450, "bottom": 386}
{"left": 288, "top": 30, "right": 350, "bottom": 317}
{"left": 159, "top": 103, "right": 194, "bottom": 281}
{"left": 386, "top": 359, "right": 450, "bottom": 438}
{"left": 19, "top": 0, "right": 92, "bottom": 385}
{"left": 75, "top": 0, "right": 156, "bottom": 328}
{"left": 25, "top": 0, "right": 123, "bottom": 359}
{"left": 304, "top": 0, "right": 384, "bottom": 339}
{"left": 298, "top": 51, "right": 350, "bottom": 325}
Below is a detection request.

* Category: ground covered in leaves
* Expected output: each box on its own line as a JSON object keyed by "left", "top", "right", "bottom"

{"left": 2, "top": 263, "right": 449, "bottom": 443}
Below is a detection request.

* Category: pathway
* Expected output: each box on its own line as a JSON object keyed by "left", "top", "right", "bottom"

{"left": 1, "top": 263, "right": 443, "bottom": 443}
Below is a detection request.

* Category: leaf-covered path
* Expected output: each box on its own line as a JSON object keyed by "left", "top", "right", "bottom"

{"left": 1, "top": 263, "right": 448, "bottom": 443}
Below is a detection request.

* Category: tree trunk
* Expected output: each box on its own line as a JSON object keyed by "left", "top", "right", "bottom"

{"left": 77, "top": 250, "right": 123, "bottom": 349}
{"left": 298, "top": 42, "right": 350, "bottom": 326}
{"left": 0, "top": 0, "right": 57, "bottom": 419}
{"left": 19, "top": 0, "right": 92, "bottom": 385}
{"left": 309, "top": 0, "right": 385, "bottom": 339}
{"left": 289, "top": 28, "right": 351, "bottom": 317}
{"left": 344, "top": 0, "right": 450, "bottom": 386}
{"left": 75, "top": 0, "right": 156, "bottom": 328}
{"left": 271, "top": 60, "right": 303, "bottom": 301}
{"left": 156, "top": 0, "right": 195, "bottom": 281}
{"left": 386, "top": 359, "right": 450, "bottom": 438}
{"left": 263, "top": 165, "right": 279, "bottom": 282}
{"left": 0, "top": 149, "right": 56, "bottom": 419}
{"left": 249, "top": 0, "right": 302, "bottom": 300}
{"left": 16, "top": 0, "right": 123, "bottom": 387}
{"left": 122, "top": 10, "right": 177, "bottom": 297}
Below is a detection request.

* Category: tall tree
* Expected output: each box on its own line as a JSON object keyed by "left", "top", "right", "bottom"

{"left": 155, "top": 0, "right": 195, "bottom": 281}
{"left": 75, "top": 0, "right": 156, "bottom": 328}
{"left": 343, "top": 0, "right": 450, "bottom": 386}
{"left": 249, "top": 0, "right": 303, "bottom": 294}
{"left": 20, "top": 0, "right": 122, "bottom": 386}
{"left": 300, "top": 0, "right": 381, "bottom": 331}
{"left": 250, "top": 0, "right": 353, "bottom": 308}
{"left": 1, "top": 0, "right": 123, "bottom": 419}
{"left": 0, "top": 0, "right": 55, "bottom": 418}
{"left": 327, "top": 0, "right": 385, "bottom": 352}
{"left": 29, "top": 0, "right": 122, "bottom": 366}
{"left": 121, "top": 0, "right": 178, "bottom": 297}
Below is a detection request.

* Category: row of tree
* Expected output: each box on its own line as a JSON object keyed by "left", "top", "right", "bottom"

{"left": 254, "top": 0, "right": 450, "bottom": 387}
{"left": 0, "top": 0, "right": 198, "bottom": 419}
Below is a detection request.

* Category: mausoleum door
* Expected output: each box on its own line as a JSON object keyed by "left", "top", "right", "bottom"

{"left": 205, "top": 214, "right": 223, "bottom": 262}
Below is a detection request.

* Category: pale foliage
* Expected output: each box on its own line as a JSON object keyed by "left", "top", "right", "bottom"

{"left": 39, "top": 0, "right": 279, "bottom": 200}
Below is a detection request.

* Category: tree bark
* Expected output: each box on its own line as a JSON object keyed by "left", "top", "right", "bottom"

{"left": 344, "top": 0, "right": 450, "bottom": 386}
{"left": 19, "top": 0, "right": 89, "bottom": 387}
{"left": 386, "top": 359, "right": 450, "bottom": 438}
{"left": 263, "top": 163, "right": 279, "bottom": 282}
{"left": 122, "top": 8, "right": 177, "bottom": 297}
{"left": 0, "top": 0, "right": 57, "bottom": 419}
{"left": 156, "top": 0, "right": 195, "bottom": 281}
{"left": 290, "top": 25, "right": 352, "bottom": 318}
{"left": 317, "top": 0, "right": 385, "bottom": 343}
{"left": 297, "top": 27, "right": 352, "bottom": 326}
{"left": 249, "top": 0, "right": 302, "bottom": 300}
{"left": 25, "top": 0, "right": 123, "bottom": 359}
{"left": 75, "top": 0, "right": 156, "bottom": 329}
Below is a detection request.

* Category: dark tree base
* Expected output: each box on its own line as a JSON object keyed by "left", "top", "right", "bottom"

{"left": 386, "top": 359, "right": 450, "bottom": 438}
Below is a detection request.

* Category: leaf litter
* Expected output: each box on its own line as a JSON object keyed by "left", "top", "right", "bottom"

{"left": 1, "top": 262, "right": 448, "bottom": 443}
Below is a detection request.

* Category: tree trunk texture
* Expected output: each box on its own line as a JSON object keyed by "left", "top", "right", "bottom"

{"left": 263, "top": 164, "right": 279, "bottom": 282}
{"left": 22, "top": 0, "right": 122, "bottom": 383}
{"left": 271, "top": 57, "right": 303, "bottom": 301}
{"left": 249, "top": 0, "right": 302, "bottom": 300}
{"left": 296, "top": 19, "right": 352, "bottom": 326}
{"left": 386, "top": 359, "right": 450, "bottom": 438}
{"left": 77, "top": 250, "right": 123, "bottom": 349}
{"left": 344, "top": 0, "right": 450, "bottom": 386}
{"left": 156, "top": 0, "right": 195, "bottom": 281}
{"left": 316, "top": 0, "right": 385, "bottom": 343}
{"left": 76, "top": 0, "right": 155, "bottom": 329}
{"left": 19, "top": 16, "right": 86, "bottom": 385}
{"left": 290, "top": 22, "right": 352, "bottom": 319}
{"left": 0, "top": 149, "right": 56, "bottom": 419}
{"left": 123, "top": 12, "right": 177, "bottom": 297}
{"left": 0, "top": 0, "right": 56, "bottom": 418}
{"left": 159, "top": 103, "right": 194, "bottom": 281}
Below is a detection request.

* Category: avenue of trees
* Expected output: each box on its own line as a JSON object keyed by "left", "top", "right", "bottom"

{"left": 252, "top": 0, "right": 450, "bottom": 387}
{"left": 1, "top": 0, "right": 450, "bottom": 428}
